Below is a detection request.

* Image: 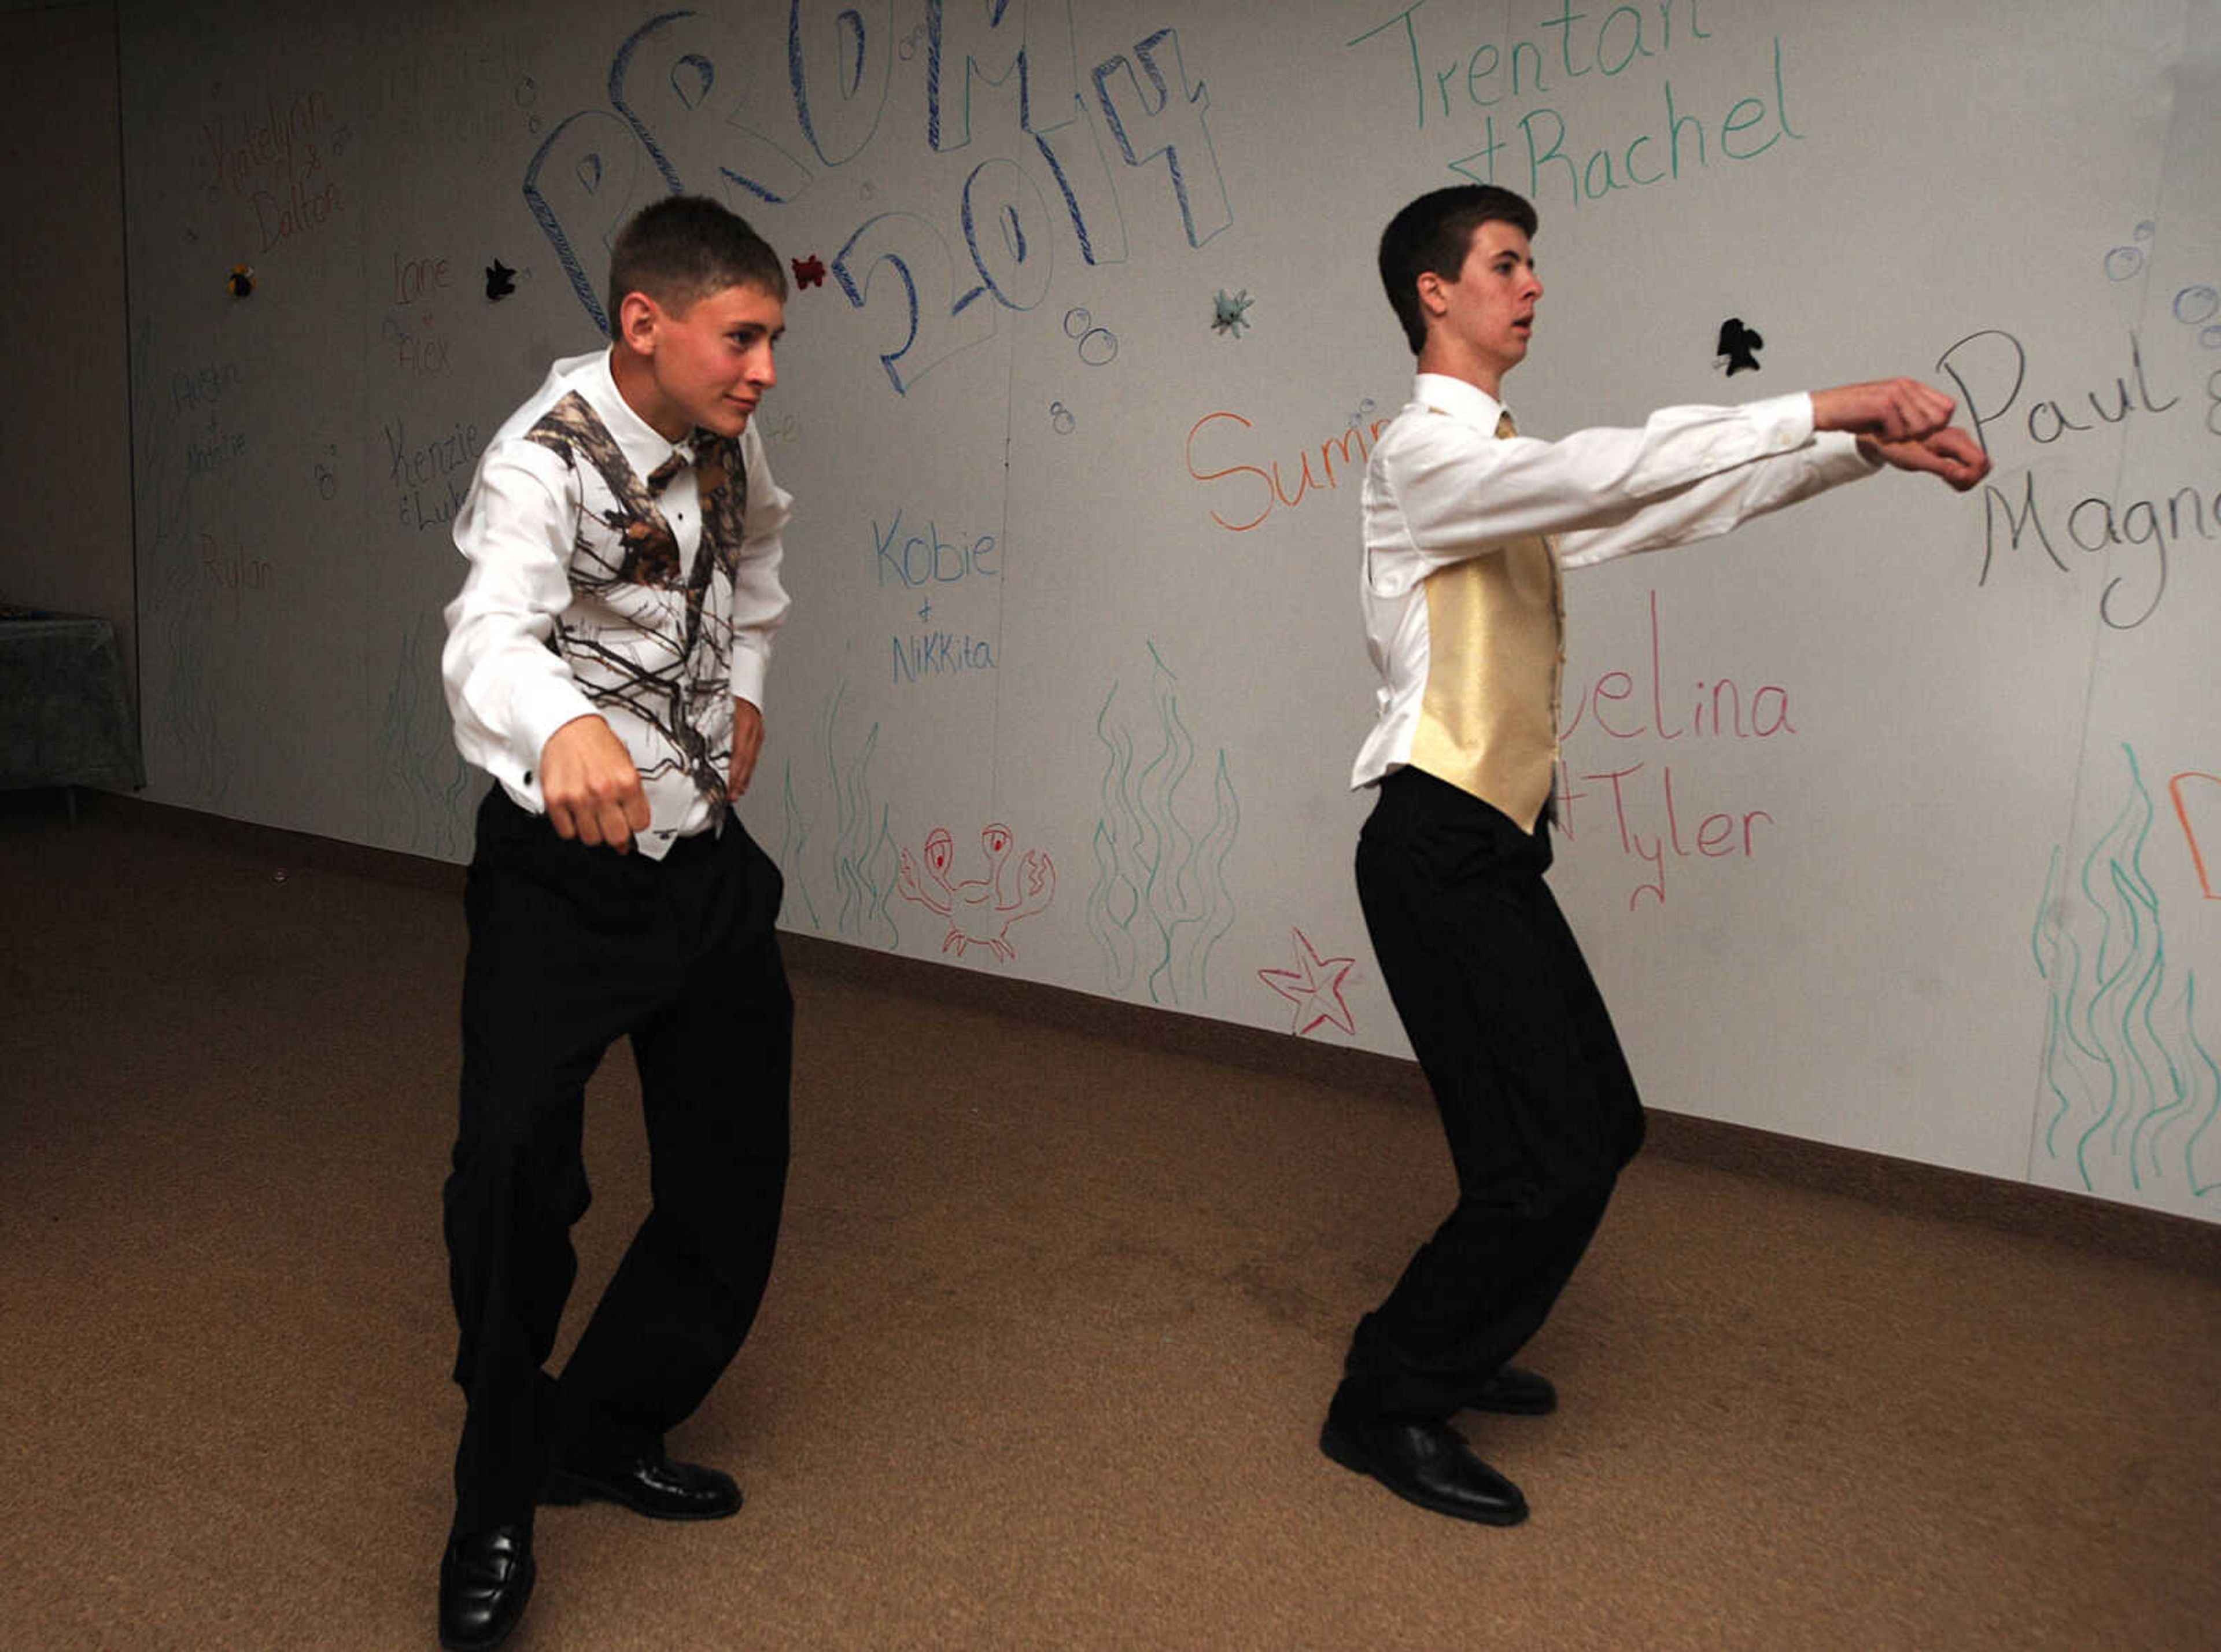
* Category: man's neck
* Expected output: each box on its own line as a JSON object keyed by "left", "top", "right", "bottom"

{"left": 1416, "top": 344, "right": 1504, "bottom": 399}
{"left": 607, "top": 345, "right": 689, "bottom": 443}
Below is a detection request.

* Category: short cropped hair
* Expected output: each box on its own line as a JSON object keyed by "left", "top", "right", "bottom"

{"left": 607, "top": 194, "right": 787, "bottom": 321}
{"left": 1377, "top": 186, "right": 1539, "bottom": 355}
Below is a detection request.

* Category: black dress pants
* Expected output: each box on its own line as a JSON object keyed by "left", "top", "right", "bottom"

{"left": 1341, "top": 768, "right": 1646, "bottom": 1420}
{"left": 444, "top": 789, "right": 793, "bottom": 1532}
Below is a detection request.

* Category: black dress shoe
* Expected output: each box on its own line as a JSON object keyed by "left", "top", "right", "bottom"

{"left": 438, "top": 1524, "right": 535, "bottom": 1651}
{"left": 1467, "top": 1365, "right": 1556, "bottom": 1415}
{"left": 1319, "top": 1399, "right": 1529, "bottom": 1526}
{"left": 543, "top": 1446, "right": 742, "bottom": 1521}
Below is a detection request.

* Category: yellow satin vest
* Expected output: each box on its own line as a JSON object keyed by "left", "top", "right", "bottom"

{"left": 1404, "top": 410, "right": 1566, "bottom": 832}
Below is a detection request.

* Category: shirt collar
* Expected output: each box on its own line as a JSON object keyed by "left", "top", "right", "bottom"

{"left": 580, "top": 347, "right": 696, "bottom": 479}
{"left": 1412, "top": 372, "right": 1511, "bottom": 433}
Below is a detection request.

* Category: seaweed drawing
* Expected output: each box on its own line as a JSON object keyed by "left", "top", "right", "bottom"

{"left": 1087, "top": 643, "right": 1239, "bottom": 1006}
{"left": 372, "top": 609, "right": 472, "bottom": 859}
{"left": 2032, "top": 743, "right": 2220, "bottom": 1199}
{"left": 131, "top": 318, "right": 228, "bottom": 804}
{"left": 775, "top": 683, "right": 900, "bottom": 947}
{"left": 777, "top": 761, "right": 821, "bottom": 931}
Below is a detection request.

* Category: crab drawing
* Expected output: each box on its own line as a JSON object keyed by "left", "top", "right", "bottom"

{"left": 897, "top": 823, "right": 1056, "bottom": 962}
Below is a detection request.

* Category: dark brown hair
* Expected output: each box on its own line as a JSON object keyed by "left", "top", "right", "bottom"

{"left": 1378, "top": 186, "right": 1539, "bottom": 354}
{"left": 607, "top": 194, "right": 786, "bottom": 320}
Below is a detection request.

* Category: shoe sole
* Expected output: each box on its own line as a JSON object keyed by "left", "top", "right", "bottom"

{"left": 1466, "top": 1369, "right": 1558, "bottom": 1415}
{"left": 1318, "top": 1420, "right": 1530, "bottom": 1527}
{"left": 541, "top": 1469, "right": 743, "bottom": 1521}
{"left": 1464, "top": 1392, "right": 1556, "bottom": 1417}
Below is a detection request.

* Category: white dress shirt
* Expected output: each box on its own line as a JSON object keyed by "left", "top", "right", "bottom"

{"left": 443, "top": 349, "right": 794, "bottom": 857}
{"left": 1352, "top": 372, "right": 1879, "bottom": 792}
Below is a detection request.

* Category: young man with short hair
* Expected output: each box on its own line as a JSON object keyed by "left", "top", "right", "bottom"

{"left": 436, "top": 194, "right": 797, "bottom": 1647}
{"left": 1322, "top": 185, "right": 1988, "bottom": 1526}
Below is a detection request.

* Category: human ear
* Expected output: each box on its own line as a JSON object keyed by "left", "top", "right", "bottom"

{"left": 615, "top": 290, "right": 662, "bottom": 353}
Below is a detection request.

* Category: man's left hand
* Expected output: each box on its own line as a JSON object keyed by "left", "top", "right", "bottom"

{"left": 729, "top": 698, "right": 766, "bottom": 798}
{"left": 1860, "top": 426, "right": 1993, "bottom": 493}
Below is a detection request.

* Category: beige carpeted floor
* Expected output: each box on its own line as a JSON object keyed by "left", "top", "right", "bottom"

{"left": 3, "top": 795, "right": 2216, "bottom": 1650}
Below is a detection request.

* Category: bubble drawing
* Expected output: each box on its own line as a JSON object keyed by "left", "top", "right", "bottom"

{"left": 2175, "top": 284, "right": 2221, "bottom": 347}
{"left": 2104, "top": 220, "right": 2155, "bottom": 281}
{"left": 1064, "top": 307, "right": 1118, "bottom": 365}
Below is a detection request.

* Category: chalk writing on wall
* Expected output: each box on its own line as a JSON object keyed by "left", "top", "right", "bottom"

{"left": 1345, "top": 0, "right": 1805, "bottom": 208}
{"left": 874, "top": 506, "right": 1001, "bottom": 683}
{"left": 1184, "top": 407, "right": 1393, "bottom": 534}
{"left": 525, "top": 5, "right": 1232, "bottom": 394}
{"left": 200, "top": 86, "right": 348, "bottom": 256}
{"left": 1558, "top": 588, "right": 1796, "bottom": 910}
{"left": 1936, "top": 327, "right": 2214, "bottom": 630}
{"left": 382, "top": 414, "right": 483, "bottom": 536}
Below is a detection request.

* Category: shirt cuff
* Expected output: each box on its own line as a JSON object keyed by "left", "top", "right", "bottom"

{"left": 729, "top": 644, "right": 771, "bottom": 712}
{"left": 511, "top": 678, "right": 600, "bottom": 783}
{"left": 1814, "top": 428, "right": 1884, "bottom": 478}
{"left": 1749, "top": 392, "right": 1818, "bottom": 449}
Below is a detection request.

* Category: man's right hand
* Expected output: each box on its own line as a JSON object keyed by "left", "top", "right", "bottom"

{"left": 540, "top": 714, "right": 650, "bottom": 852}
{"left": 1810, "top": 378, "right": 1959, "bottom": 444}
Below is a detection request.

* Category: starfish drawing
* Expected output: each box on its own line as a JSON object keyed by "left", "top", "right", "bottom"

{"left": 1257, "top": 927, "right": 1357, "bottom": 1037}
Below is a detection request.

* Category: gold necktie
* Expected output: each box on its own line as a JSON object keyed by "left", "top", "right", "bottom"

{"left": 1498, "top": 409, "right": 1567, "bottom": 736}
